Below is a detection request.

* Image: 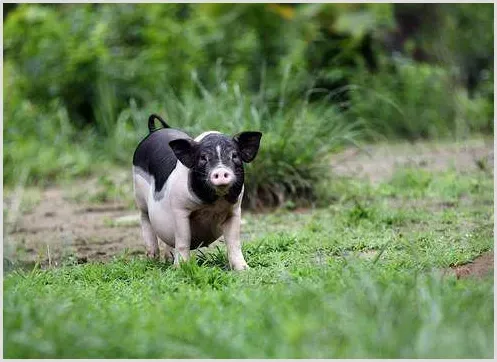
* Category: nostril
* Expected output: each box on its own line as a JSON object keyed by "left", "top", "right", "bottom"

{"left": 214, "top": 173, "right": 219, "bottom": 179}
{"left": 224, "top": 173, "right": 229, "bottom": 178}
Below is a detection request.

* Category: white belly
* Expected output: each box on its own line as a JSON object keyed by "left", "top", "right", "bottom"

{"left": 148, "top": 193, "right": 177, "bottom": 246}
{"left": 134, "top": 166, "right": 234, "bottom": 249}
{"left": 188, "top": 201, "right": 233, "bottom": 248}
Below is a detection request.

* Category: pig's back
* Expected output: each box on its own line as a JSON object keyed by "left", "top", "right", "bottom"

{"left": 133, "top": 128, "right": 191, "bottom": 193}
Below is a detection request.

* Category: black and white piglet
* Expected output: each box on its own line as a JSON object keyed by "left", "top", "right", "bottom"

{"left": 132, "top": 114, "right": 262, "bottom": 270}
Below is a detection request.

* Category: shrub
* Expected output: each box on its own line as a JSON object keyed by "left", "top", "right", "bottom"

{"left": 4, "top": 64, "right": 362, "bottom": 209}
{"left": 3, "top": 4, "right": 304, "bottom": 127}
{"left": 118, "top": 71, "right": 362, "bottom": 208}
{"left": 346, "top": 57, "right": 492, "bottom": 140}
{"left": 3, "top": 4, "right": 210, "bottom": 126}
{"left": 4, "top": 3, "right": 493, "bottom": 207}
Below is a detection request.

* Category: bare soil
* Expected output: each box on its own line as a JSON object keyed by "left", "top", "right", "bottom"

{"left": 4, "top": 138, "right": 494, "bottom": 277}
{"left": 447, "top": 251, "right": 494, "bottom": 280}
{"left": 4, "top": 187, "right": 144, "bottom": 268}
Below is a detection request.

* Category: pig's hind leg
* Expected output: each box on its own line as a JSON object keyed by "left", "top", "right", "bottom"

{"left": 140, "top": 211, "right": 160, "bottom": 259}
{"left": 133, "top": 170, "right": 159, "bottom": 259}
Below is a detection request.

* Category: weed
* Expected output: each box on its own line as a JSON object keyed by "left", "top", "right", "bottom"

{"left": 196, "top": 246, "right": 229, "bottom": 269}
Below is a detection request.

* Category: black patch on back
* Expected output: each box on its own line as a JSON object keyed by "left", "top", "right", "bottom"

{"left": 133, "top": 128, "right": 191, "bottom": 193}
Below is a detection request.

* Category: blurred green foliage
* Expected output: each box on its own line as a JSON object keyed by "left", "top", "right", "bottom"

{"left": 3, "top": 3, "right": 494, "bottom": 205}
{"left": 347, "top": 58, "right": 491, "bottom": 140}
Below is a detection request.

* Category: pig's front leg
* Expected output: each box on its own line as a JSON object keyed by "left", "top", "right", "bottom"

{"left": 163, "top": 243, "right": 174, "bottom": 263}
{"left": 173, "top": 209, "right": 192, "bottom": 266}
{"left": 223, "top": 210, "right": 249, "bottom": 271}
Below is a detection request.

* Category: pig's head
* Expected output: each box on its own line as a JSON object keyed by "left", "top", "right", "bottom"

{"left": 169, "top": 132, "right": 262, "bottom": 203}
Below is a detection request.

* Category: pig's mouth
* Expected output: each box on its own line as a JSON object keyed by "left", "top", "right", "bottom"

{"left": 212, "top": 184, "right": 231, "bottom": 196}
{"left": 207, "top": 166, "right": 236, "bottom": 196}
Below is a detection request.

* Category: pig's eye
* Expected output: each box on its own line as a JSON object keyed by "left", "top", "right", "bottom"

{"left": 200, "top": 154, "right": 208, "bottom": 162}
{"left": 232, "top": 153, "right": 239, "bottom": 161}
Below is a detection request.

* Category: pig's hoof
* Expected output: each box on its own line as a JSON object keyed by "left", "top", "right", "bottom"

{"left": 164, "top": 251, "right": 174, "bottom": 263}
{"left": 232, "top": 262, "right": 250, "bottom": 271}
{"left": 146, "top": 250, "right": 160, "bottom": 259}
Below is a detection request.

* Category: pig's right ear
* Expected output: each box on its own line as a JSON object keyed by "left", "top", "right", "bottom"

{"left": 169, "top": 139, "right": 197, "bottom": 168}
{"left": 233, "top": 131, "right": 262, "bottom": 163}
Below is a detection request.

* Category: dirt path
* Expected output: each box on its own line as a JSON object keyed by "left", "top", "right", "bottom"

{"left": 4, "top": 138, "right": 494, "bottom": 275}
{"left": 330, "top": 138, "right": 493, "bottom": 183}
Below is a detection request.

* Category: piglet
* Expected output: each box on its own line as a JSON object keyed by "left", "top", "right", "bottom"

{"left": 132, "top": 114, "right": 262, "bottom": 270}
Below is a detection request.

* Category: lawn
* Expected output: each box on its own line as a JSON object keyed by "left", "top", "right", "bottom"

{"left": 3, "top": 165, "right": 493, "bottom": 358}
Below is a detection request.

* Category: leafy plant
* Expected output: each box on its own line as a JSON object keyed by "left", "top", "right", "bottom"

{"left": 123, "top": 70, "right": 363, "bottom": 208}
{"left": 347, "top": 58, "right": 491, "bottom": 140}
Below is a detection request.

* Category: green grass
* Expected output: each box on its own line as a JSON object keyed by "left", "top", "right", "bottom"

{"left": 3, "top": 167, "right": 493, "bottom": 358}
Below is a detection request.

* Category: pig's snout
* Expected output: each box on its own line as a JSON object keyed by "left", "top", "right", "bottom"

{"left": 210, "top": 167, "right": 235, "bottom": 187}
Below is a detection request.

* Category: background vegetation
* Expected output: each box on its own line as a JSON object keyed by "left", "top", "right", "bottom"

{"left": 3, "top": 4, "right": 493, "bottom": 359}
{"left": 3, "top": 3, "right": 494, "bottom": 207}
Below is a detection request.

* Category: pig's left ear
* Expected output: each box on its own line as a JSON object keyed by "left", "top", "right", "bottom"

{"left": 169, "top": 139, "right": 197, "bottom": 168}
{"left": 233, "top": 131, "right": 262, "bottom": 163}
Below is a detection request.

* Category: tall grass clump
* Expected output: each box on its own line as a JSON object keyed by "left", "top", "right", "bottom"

{"left": 3, "top": 69, "right": 95, "bottom": 186}
{"left": 4, "top": 62, "right": 362, "bottom": 208}
{"left": 346, "top": 57, "right": 493, "bottom": 141}
{"left": 3, "top": 73, "right": 122, "bottom": 186}
{"left": 124, "top": 68, "right": 363, "bottom": 208}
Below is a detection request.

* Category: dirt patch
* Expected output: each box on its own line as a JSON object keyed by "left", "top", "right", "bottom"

{"left": 4, "top": 187, "right": 145, "bottom": 268}
{"left": 446, "top": 251, "right": 494, "bottom": 279}
{"left": 330, "top": 138, "right": 493, "bottom": 183}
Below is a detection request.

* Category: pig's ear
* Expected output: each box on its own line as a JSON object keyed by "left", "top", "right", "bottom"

{"left": 233, "top": 131, "right": 262, "bottom": 163}
{"left": 169, "top": 139, "right": 197, "bottom": 168}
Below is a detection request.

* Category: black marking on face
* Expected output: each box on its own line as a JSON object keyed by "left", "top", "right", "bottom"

{"left": 188, "top": 134, "right": 245, "bottom": 204}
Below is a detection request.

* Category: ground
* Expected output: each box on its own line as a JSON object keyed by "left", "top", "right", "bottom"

{"left": 3, "top": 137, "right": 494, "bottom": 358}
{"left": 4, "top": 137, "right": 493, "bottom": 277}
